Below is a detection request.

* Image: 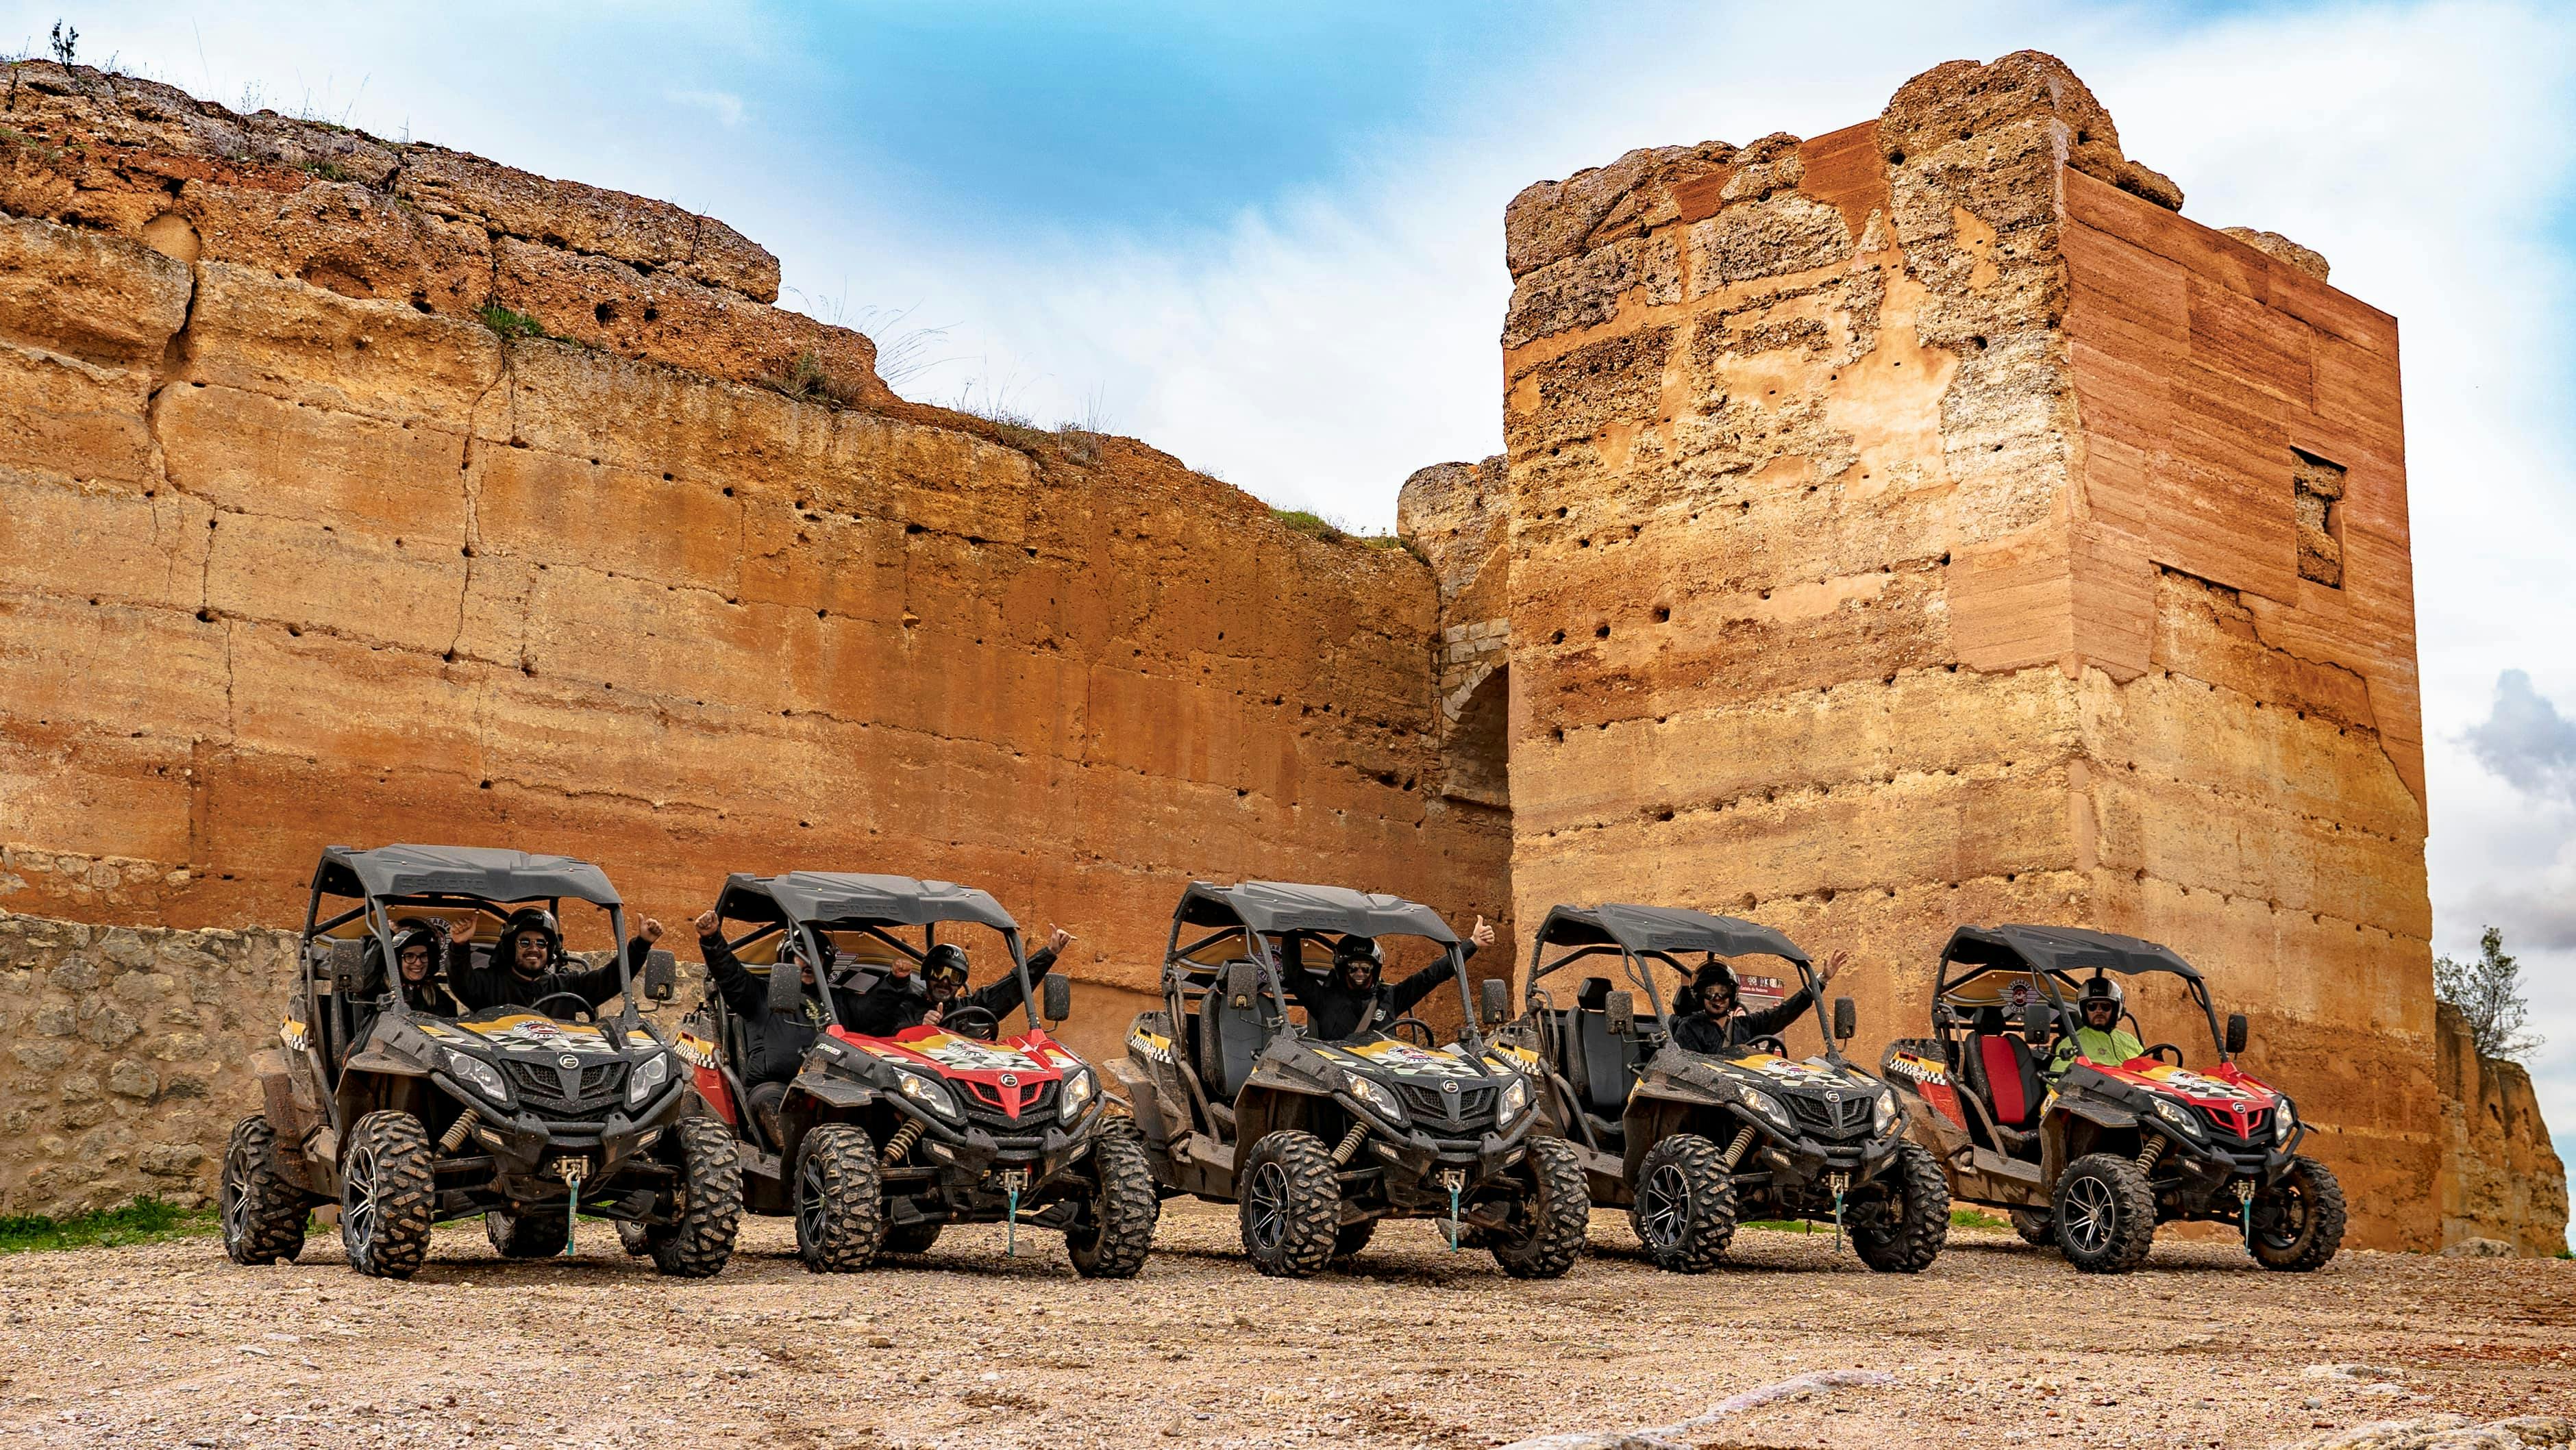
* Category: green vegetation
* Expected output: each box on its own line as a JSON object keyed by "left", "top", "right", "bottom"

{"left": 769, "top": 349, "right": 867, "bottom": 409}
{"left": 1270, "top": 508, "right": 1409, "bottom": 551}
{"left": 1950, "top": 1207, "right": 2012, "bottom": 1230}
{"left": 476, "top": 301, "right": 552, "bottom": 342}
{"left": 1739, "top": 1208, "right": 2009, "bottom": 1234}
{"left": 301, "top": 158, "right": 352, "bottom": 182}
{"left": 0, "top": 1196, "right": 221, "bottom": 1253}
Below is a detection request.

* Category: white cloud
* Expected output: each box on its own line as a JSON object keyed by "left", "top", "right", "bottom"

{"left": 665, "top": 88, "right": 745, "bottom": 128}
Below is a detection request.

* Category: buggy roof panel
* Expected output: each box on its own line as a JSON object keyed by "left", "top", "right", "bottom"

{"left": 1176, "top": 881, "right": 1457, "bottom": 945}
{"left": 720, "top": 872, "right": 1018, "bottom": 933}
{"left": 1942, "top": 924, "right": 2203, "bottom": 982}
{"left": 317, "top": 844, "right": 620, "bottom": 906}
{"left": 1535, "top": 903, "right": 1809, "bottom": 963}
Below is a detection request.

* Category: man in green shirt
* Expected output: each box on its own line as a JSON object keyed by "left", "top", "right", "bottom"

{"left": 2050, "top": 975, "right": 2145, "bottom": 1075}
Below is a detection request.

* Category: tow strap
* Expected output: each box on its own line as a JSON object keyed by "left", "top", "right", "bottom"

{"left": 1828, "top": 1171, "right": 1850, "bottom": 1255}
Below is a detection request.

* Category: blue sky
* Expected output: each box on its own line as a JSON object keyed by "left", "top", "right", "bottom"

{"left": 27, "top": 1, "right": 2576, "bottom": 1242}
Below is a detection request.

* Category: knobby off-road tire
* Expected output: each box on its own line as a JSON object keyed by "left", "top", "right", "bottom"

{"left": 340, "top": 1110, "right": 436, "bottom": 1280}
{"left": 650, "top": 1114, "right": 744, "bottom": 1278}
{"left": 1854, "top": 1141, "right": 1951, "bottom": 1273}
{"left": 485, "top": 1207, "right": 570, "bottom": 1258}
{"left": 2010, "top": 1208, "right": 2057, "bottom": 1248}
{"left": 1490, "top": 1136, "right": 1590, "bottom": 1279}
{"left": 1333, "top": 1218, "right": 1379, "bottom": 1260}
{"left": 793, "top": 1124, "right": 884, "bottom": 1273}
{"left": 1237, "top": 1129, "right": 1340, "bottom": 1278}
{"left": 1629, "top": 1133, "right": 1738, "bottom": 1273}
{"left": 221, "top": 1114, "right": 308, "bottom": 1266}
{"left": 2250, "top": 1154, "right": 2346, "bottom": 1272}
{"left": 1067, "top": 1118, "right": 1157, "bottom": 1279}
{"left": 2053, "top": 1152, "right": 2157, "bottom": 1274}
{"left": 882, "top": 1221, "right": 943, "bottom": 1255}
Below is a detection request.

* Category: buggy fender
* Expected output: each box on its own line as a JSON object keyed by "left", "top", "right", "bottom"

{"left": 1103, "top": 1058, "right": 1172, "bottom": 1145}
{"left": 2056, "top": 1096, "right": 2140, "bottom": 1132}
{"left": 790, "top": 1064, "right": 878, "bottom": 1110}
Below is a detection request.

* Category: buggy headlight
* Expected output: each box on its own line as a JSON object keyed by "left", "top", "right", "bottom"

{"left": 1057, "top": 1066, "right": 1096, "bottom": 1123}
{"left": 1497, "top": 1075, "right": 1531, "bottom": 1125}
{"left": 2151, "top": 1097, "right": 2205, "bottom": 1138}
{"left": 1343, "top": 1075, "right": 1407, "bottom": 1124}
{"left": 1872, "top": 1088, "right": 1899, "bottom": 1136}
{"left": 1734, "top": 1084, "right": 1795, "bottom": 1136}
{"left": 891, "top": 1067, "right": 959, "bottom": 1119}
{"left": 2272, "top": 1098, "right": 2295, "bottom": 1145}
{"left": 444, "top": 1049, "right": 510, "bottom": 1104}
{"left": 626, "top": 1052, "right": 671, "bottom": 1108}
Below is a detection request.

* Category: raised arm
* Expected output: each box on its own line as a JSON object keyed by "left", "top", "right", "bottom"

{"left": 693, "top": 911, "right": 765, "bottom": 1020}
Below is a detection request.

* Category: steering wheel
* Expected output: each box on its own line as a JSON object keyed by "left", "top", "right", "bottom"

{"left": 528, "top": 992, "right": 596, "bottom": 1023}
{"left": 2146, "top": 1042, "right": 2183, "bottom": 1066}
{"left": 1743, "top": 1035, "right": 1789, "bottom": 1058}
{"left": 1384, "top": 1016, "right": 1437, "bottom": 1047}
{"left": 938, "top": 1005, "right": 999, "bottom": 1041}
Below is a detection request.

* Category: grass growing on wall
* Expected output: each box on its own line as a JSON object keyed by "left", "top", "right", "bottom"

{"left": 0, "top": 1196, "right": 222, "bottom": 1253}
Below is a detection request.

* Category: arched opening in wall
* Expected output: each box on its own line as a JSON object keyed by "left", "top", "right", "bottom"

{"left": 1444, "top": 666, "right": 1510, "bottom": 810}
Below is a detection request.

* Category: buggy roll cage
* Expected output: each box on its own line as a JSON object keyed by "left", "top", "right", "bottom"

{"left": 1159, "top": 879, "right": 1481, "bottom": 1051}
{"left": 1525, "top": 903, "right": 1836, "bottom": 1061}
{"left": 708, "top": 871, "right": 1036, "bottom": 1032}
{"left": 1933, "top": 923, "right": 2230, "bottom": 1061}
{"left": 301, "top": 843, "right": 639, "bottom": 1036}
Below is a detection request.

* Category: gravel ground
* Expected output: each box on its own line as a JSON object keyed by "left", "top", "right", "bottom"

{"left": 0, "top": 1203, "right": 2568, "bottom": 1449}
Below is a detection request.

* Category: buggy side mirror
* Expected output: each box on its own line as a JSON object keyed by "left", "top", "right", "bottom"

{"left": 643, "top": 949, "right": 677, "bottom": 1002}
{"left": 327, "top": 940, "right": 369, "bottom": 997}
{"left": 2225, "top": 1012, "right": 2249, "bottom": 1056}
{"left": 1224, "top": 961, "right": 1260, "bottom": 1011}
{"left": 767, "top": 951, "right": 804, "bottom": 1012}
{"left": 2021, "top": 1002, "right": 2052, "bottom": 1049}
{"left": 1041, "top": 973, "right": 1072, "bottom": 1025}
{"left": 1480, "top": 977, "right": 1510, "bottom": 1027}
{"left": 1833, "top": 996, "right": 1857, "bottom": 1042}
{"left": 1603, "top": 990, "right": 1635, "bottom": 1036}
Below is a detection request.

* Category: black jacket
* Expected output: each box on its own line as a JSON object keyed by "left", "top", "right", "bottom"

{"left": 452, "top": 936, "right": 650, "bottom": 1015}
{"left": 703, "top": 936, "right": 1063, "bottom": 1083}
{"left": 346, "top": 949, "right": 466, "bottom": 1060}
{"left": 1283, "top": 941, "right": 1479, "bottom": 1042}
{"left": 1669, "top": 986, "right": 1815, "bottom": 1055}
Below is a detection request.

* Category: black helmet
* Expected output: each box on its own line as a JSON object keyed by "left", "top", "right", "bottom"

{"left": 1332, "top": 936, "right": 1382, "bottom": 971}
{"left": 922, "top": 942, "right": 969, "bottom": 990}
{"left": 496, "top": 908, "right": 562, "bottom": 976}
{"left": 392, "top": 923, "right": 443, "bottom": 962}
{"left": 1692, "top": 959, "right": 1739, "bottom": 1012}
{"left": 790, "top": 932, "right": 838, "bottom": 970}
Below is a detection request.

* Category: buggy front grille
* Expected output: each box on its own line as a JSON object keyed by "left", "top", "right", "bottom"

{"left": 961, "top": 1078, "right": 1059, "bottom": 1125}
{"left": 1783, "top": 1090, "right": 1870, "bottom": 1139}
{"left": 498, "top": 1058, "right": 628, "bottom": 1114}
{"left": 1394, "top": 1082, "right": 1496, "bottom": 1126}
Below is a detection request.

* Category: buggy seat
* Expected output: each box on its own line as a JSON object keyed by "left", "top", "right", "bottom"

{"left": 1961, "top": 1007, "right": 2044, "bottom": 1155}
{"left": 1557, "top": 976, "right": 1646, "bottom": 1119}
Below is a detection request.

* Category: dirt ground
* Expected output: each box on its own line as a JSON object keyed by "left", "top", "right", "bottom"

{"left": 0, "top": 1203, "right": 2567, "bottom": 1450}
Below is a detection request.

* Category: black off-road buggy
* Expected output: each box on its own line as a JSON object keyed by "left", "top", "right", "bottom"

{"left": 676, "top": 872, "right": 1156, "bottom": 1277}
{"left": 1497, "top": 904, "right": 1948, "bottom": 1273}
{"left": 1105, "top": 880, "right": 1586, "bottom": 1278}
{"left": 1881, "top": 923, "right": 2344, "bottom": 1274}
{"left": 221, "top": 845, "right": 740, "bottom": 1279}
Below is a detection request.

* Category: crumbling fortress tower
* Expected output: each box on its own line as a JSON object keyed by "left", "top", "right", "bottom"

{"left": 0, "top": 53, "right": 2559, "bottom": 1250}
{"left": 1406, "top": 49, "right": 2488, "bottom": 1245}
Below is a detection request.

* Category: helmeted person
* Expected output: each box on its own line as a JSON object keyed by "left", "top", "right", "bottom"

{"left": 862, "top": 929, "right": 1074, "bottom": 1038}
{"left": 2048, "top": 974, "right": 2145, "bottom": 1075}
{"left": 1281, "top": 916, "right": 1495, "bottom": 1042}
{"left": 1667, "top": 949, "right": 1848, "bottom": 1056}
{"left": 451, "top": 905, "right": 662, "bottom": 1015}
{"left": 347, "top": 919, "right": 467, "bottom": 1062}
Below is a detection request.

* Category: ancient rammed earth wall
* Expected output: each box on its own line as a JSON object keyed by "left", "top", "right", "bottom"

{"left": 1472, "top": 49, "right": 2555, "bottom": 1251}
{"left": 0, "top": 62, "right": 1509, "bottom": 1211}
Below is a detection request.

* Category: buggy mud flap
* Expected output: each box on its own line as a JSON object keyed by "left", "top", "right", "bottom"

{"left": 790, "top": 1066, "right": 876, "bottom": 1110}
{"left": 1103, "top": 1058, "right": 1174, "bottom": 1146}
{"left": 1955, "top": 1145, "right": 2047, "bottom": 1206}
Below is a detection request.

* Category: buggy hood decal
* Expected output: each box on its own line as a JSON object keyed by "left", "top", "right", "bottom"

{"left": 420, "top": 1015, "right": 641, "bottom": 1057}
{"left": 833, "top": 1025, "right": 1082, "bottom": 1123}
{"left": 1326, "top": 1040, "right": 1489, "bottom": 1077}
{"left": 1729, "top": 1053, "right": 1875, "bottom": 1093}
{"left": 2098, "top": 1060, "right": 2277, "bottom": 1109}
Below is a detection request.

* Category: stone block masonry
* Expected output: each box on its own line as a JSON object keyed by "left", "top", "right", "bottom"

{"left": 1478, "top": 48, "right": 2547, "bottom": 1252}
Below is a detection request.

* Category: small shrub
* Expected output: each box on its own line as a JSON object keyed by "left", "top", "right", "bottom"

{"left": 476, "top": 301, "right": 549, "bottom": 341}
{"left": 301, "top": 158, "right": 351, "bottom": 182}
{"left": 1272, "top": 508, "right": 1350, "bottom": 542}
{"left": 0, "top": 1195, "right": 220, "bottom": 1253}
{"left": 1950, "top": 1207, "right": 2011, "bottom": 1231}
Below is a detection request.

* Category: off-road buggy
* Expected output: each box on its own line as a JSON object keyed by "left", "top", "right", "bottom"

{"left": 676, "top": 872, "right": 1156, "bottom": 1277}
{"left": 1495, "top": 904, "right": 1947, "bottom": 1273}
{"left": 221, "top": 845, "right": 739, "bottom": 1280}
{"left": 1881, "top": 923, "right": 2344, "bottom": 1274}
{"left": 1106, "top": 880, "right": 1585, "bottom": 1278}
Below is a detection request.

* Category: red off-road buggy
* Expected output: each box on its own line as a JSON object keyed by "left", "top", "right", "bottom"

{"left": 673, "top": 872, "right": 1156, "bottom": 1277}
{"left": 1882, "top": 924, "right": 2344, "bottom": 1274}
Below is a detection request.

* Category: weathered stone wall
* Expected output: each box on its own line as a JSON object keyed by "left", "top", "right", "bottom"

{"left": 0, "top": 912, "right": 297, "bottom": 1215}
{"left": 0, "top": 62, "right": 1513, "bottom": 1165}
{"left": 2433, "top": 1003, "right": 2571, "bottom": 1255}
{"left": 1489, "top": 50, "right": 2475, "bottom": 1249}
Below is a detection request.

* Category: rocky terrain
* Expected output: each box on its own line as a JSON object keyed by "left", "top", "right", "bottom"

{"left": 0, "top": 1205, "right": 2565, "bottom": 1449}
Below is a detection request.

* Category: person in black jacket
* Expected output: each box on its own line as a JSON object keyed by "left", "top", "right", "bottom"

{"left": 1283, "top": 916, "right": 1494, "bottom": 1041}
{"left": 346, "top": 921, "right": 467, "bottom": 1062}
{"left": 451, "top": 906, "right": 662, "bottom": 1016}
{"left": 693, "top": 912, "right": 874, "bottom": 1142}
{"left": 1668, "top": 950, "right": 1848, "bottom": 1055}
{"left": 917, "top": 930, "right": 1073, "bottom": 1036}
